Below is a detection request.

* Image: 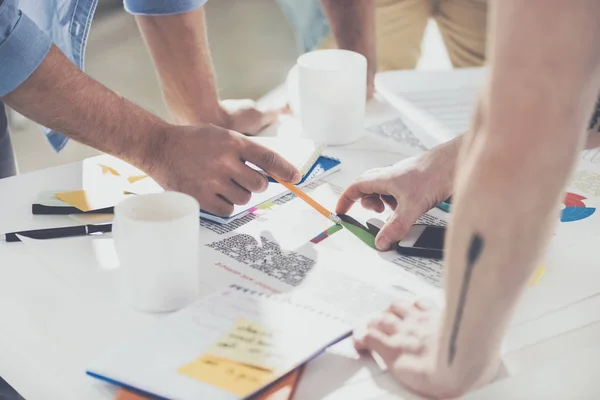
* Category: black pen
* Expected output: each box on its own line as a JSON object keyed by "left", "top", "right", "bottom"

{"left": 4, "top": 224, "right": 112, "bottom": 243}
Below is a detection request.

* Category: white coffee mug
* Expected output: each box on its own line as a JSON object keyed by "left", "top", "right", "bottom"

{"left": 113, "top": 192, "right": 200, "bottom": 312}
{"left": 288, "top": 49, "right": 367, "bottom": 146}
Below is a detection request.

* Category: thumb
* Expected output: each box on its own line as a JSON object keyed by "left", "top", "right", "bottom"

{"left": 242, "top": 139, "right": 301, "bottom": 183}
{"left": 375, "top": 212, "right": 414, "bottom": 251}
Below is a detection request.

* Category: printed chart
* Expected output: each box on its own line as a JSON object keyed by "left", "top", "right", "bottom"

{"left": 310, "top": 224, "right": 343, "bottom": 244}
{"left": 561, "top": 192, "right": 596, "bottom": 223}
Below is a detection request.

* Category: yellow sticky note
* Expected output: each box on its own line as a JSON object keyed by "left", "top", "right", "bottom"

{"left": 529, "top": 265, "right": 546, "bottom": 286}
{"left": 127, "top": 174, "right": 148, "bottom": 184}
{"left": 55, "top": 189, "right": 124, "bottom": 212}
{"left": 98, "top": 164, "right": 121, "bottom": 177}
{"left": 207, "top": 318, "right": 281, "bottom": 371}
{"left": 178, "top": 354, "right": 273, "bottom": 397}
{"left": 97, "top": 162, "right": 148, "bottom": 184}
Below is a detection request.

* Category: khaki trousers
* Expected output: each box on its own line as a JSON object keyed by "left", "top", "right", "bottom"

{"left": 319, "top": 0, "right": 488, "bottom": 70}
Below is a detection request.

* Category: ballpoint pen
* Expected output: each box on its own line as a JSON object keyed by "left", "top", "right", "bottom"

{"left": 5, "top": 224, "right": 112, "bottom": 242}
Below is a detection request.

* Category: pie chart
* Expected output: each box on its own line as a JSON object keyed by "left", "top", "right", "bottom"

{"left": 561, "top": 192, "right": 596, "bottom": 222}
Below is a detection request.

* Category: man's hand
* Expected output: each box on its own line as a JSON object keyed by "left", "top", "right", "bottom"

{"left": 2, "top": 44, "right": 297, "bottom": 220}
{"left": 336, "top": 137, "right": 461, "bottom": 251}
{"left": 354, "top": 299, "right": 499, "bottom": 399}
{"left": 219, "top": 99, "right": 281, "bottom": 136}
{"left": 147, "top": 124, "right": 301, "bottom": 216}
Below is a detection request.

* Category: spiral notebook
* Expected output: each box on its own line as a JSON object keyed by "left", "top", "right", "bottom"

{"left": 86, "top": 285, "right": 351, "bottom": 400}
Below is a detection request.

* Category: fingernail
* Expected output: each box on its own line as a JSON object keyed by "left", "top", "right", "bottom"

{"left": 292, "top": 172, "right": 302, "bottom": 183}
{"left": 376, "top": 235, "right": 391, "bottom": 250}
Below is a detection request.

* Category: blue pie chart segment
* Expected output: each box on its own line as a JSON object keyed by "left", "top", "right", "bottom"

{"left": 560, "top": 206, "right": 596, "bottom": 223}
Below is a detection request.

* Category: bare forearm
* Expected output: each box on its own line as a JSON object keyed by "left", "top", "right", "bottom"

{"left": 320, "top": 0, "right": 376, "bottom": 80}
{"left": 135, "top": 8, "right": 224, "bottom": 126}
{"left": 2, "top": 45, "right": 166, "bottom": 171}
{"left": 439, "top": 0, "right": 600, "bottom": 384}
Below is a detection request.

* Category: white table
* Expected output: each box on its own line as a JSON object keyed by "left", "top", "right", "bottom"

{"left": 1, "top": 89, "right": 600, "bottom": 399}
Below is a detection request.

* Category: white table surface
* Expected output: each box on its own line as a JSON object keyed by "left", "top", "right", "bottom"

{"left": 2, "top": 89, "right": 600, "bottom": 400}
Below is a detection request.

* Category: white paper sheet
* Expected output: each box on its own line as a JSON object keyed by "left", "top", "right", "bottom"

{"left": 375, "top": 68, "right": 485, "bottom": 147}
{"left": 366, "top": 117, "right": 427, "bottom": 158}
{"left": 87, "top": 286, "right": 352, "bottom": 400}
{"left": 16, "top": 234, "right": 216, "bottom": 309}
{"left": 17, "top": 235, "right": 120, "bottom": 295}
{"left": 202, "top": 183, "right": 441, "bottom": 303}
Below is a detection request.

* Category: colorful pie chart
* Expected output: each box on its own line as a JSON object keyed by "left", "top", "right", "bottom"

{"left": 561, "top": 192, "right": 596, "bottom": 222}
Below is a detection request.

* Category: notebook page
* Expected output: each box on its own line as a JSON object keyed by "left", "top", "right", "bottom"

{"left": 375, "top": 67, "right": 485, "bottom": 148}
{"left": 377, "top": 67, "right": 600, "bottom": 164}
{"left": 87, "top": 287, "right": 350, "bottom": 400}
{"left": 399, "top": 86, "right": 479, "bottom": 135}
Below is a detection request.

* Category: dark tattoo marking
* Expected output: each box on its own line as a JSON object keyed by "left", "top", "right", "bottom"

{"left": 448, "top": 233, "right": 484, "bottom": 365}
{"left": 588, "top": 97, "right": 600, "bottom": 132}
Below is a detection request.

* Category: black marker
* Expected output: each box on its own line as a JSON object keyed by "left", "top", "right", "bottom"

{"left": 5, "top": 224, "right": 112, "bottom": 242}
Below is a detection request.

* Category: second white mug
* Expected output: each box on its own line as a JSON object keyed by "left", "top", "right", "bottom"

{"left": 113, "top": 192, "right": 200, "bottom": 313}
{"left": 293, "top": 49, "right": 367, "bottom": 146}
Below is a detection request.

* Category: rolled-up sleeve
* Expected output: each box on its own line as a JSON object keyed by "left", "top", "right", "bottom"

{"left": 124, "top": 0, "right": 209, "bottom": 16}
{"left": 0, "top": 0, "right": 52, "bottom": 97}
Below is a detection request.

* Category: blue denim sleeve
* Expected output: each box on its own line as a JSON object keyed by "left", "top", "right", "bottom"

{"left": 0, "top": 0, "right": 52, "bottom": 97}
{"left": 124, "top": 0, "right": 209, "bottom": 16}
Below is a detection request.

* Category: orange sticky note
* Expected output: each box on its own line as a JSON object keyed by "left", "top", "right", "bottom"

{"left": 116, "top": 366, "right": 303, "bottom": 400}
{"left": 115, "top": 390, "right": 147, "bottom": 400}
{"left": 54, "top": 189, "right": 124, "bottom": 212}
{"left": 178, "top": 354, "right": 274, "bottom": 397}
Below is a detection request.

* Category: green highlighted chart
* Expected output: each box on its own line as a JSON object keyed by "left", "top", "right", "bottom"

{"left": 310, "top": 214, "right": 377, "bottom": 250}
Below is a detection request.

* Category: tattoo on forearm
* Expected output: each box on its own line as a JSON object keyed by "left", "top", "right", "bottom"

{"left": 448, "top": 233, "right": 484, "bottom": 365}
{"left": 588, "top": 97, "right": 600, "bottom": 132}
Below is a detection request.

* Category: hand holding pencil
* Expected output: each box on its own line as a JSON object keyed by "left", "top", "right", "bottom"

{"left": 269, "top": 175, "right": 341, "bottom": 224}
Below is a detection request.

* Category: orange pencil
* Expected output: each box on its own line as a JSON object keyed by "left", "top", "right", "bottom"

{"left": 270, "top": 175, "right": 341, "bottom": 224}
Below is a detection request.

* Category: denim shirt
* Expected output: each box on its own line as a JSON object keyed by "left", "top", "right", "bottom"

{"left": 276, "top": 0, "right": 329, "bottom": 53}
{"left": 0, "top": 0, "right": 208, "bottom": 152}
